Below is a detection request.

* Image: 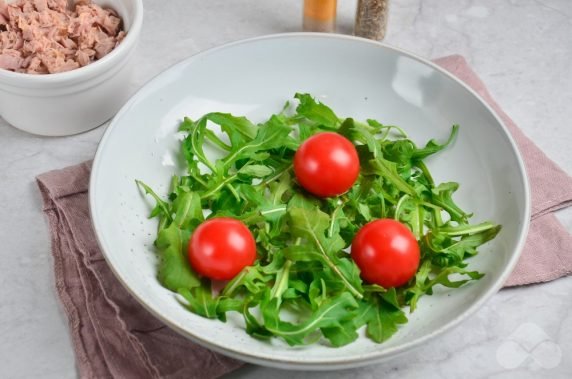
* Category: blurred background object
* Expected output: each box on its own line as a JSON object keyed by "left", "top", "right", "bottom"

{"left": 303, "top": 0, "right": 337, "bottom": 32}
{"left": 355, "top": 0, "right": 389, "bottom": 40}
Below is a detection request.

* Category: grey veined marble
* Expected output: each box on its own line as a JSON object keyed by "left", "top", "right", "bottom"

{"left": 0, "top": 0, "right": 571, "bottom": 378}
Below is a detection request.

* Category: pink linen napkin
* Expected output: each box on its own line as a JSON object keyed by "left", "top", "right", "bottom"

{"left": 36, "top": 56, "right": 572, "bottom": 378}
{"left": 36, "top": 160, "right": 242, "bottom": 379}
{"left": 434, "top": 55, "right": 572, "bottom": 286}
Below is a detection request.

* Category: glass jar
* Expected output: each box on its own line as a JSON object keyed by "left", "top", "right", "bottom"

{"left": 303, "top": 0, "right": 337, "bottom": 33}
{"left": 355, "top": 0, "right": 389, "bottom": 40}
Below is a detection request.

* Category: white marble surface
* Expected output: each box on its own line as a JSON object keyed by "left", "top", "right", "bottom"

{"left": 1, "top": 0, "right": 571, "bottom": 378}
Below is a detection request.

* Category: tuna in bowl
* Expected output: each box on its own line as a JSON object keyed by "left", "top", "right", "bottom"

{"left": 0, "top": 0, "right": 143, "bottom": 136}
{"left": 0, "top": 0, "right": 127, "bottom": 74}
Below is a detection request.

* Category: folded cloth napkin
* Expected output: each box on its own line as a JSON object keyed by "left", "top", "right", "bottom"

{"left": 36, "top": 160, "right": 243, "bottom": 379}
{"left": 36, "top": 55, "right": 572, "bottom": 378}
{"left": 433, "top": 55, "right": 572, "bottom": 286}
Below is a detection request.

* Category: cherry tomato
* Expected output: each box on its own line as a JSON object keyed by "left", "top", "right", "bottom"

{"left": 293, "top": 132, "right": 360, "bottom": 197}
{"left": 351, "top": 219, "right": 420, "bottom": 288}
{"left": 188, "top": 218, "right": 256, "bottom": 281}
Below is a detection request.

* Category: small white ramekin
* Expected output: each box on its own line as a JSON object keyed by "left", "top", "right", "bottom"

{"left": 0, "top": 0, "right": 144, "bottom": 136}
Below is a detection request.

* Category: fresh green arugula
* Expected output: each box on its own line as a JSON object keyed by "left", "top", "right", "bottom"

{"left": 138, "top": 93, "right": 501, "bottom": 346}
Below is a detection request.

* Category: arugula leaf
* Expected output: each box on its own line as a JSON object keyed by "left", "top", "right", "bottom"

{"left": 405, "top": 263, "right": 484, "bottom": 311}
{"left": 270, "top": 260, "right": 292, "bottom": 301}
{"left": 222, "top": 266, "right": 272, "bottom": 297}
{"left": 138, "top": 93, "right": 501, "bottom": 347}
{"left": 184, "top": 117, "right": 217, "bottom": 173}
{"left": 222, "top": 115, "right": 293, "bottom": 166}
{"left": 366, "top": 158, "right": 417, "bottom": 197}
{"left": 172, "top": 191, "right": 203, "bottom": 229}
{"left": 155, "top": 223, "right": 200, "bottom": 291}
{"left": 353, "top": 290, "right": 408, "bottom": 343}
{"left": 288, "top": 206, "right": 363, "bottom": 299}
{"left": 243, "top": 297, "right": 272, "bottom": 339}
{"left": 321, "top": 321, "right": 359, "bottom": 347}
{"left": 431, "top": 182, "right": 471, "bottom": 223}
{"left": 216, "top": 297, "right": 244, "bottom": 321}
{"left": 136, "top": 180, "right": 172, "bottom": 223}
{"left": 332, "top": 256, "right": 364, "bottom": 296}
{"left": 436, "top": 221, "right": 498, "bottom": 236}
{"left": 204, "top": 112, "right": 258, "bottom": 141}
{"left": 238, "top": 164, "right": 274, "bottom": 178}
{"left": 382, "top": 125, "right": 458, "bottom": 164}
{"left": 344, "top": 118, "right": 383, "bottom": 159}
{"left": 262, "top": 292, "right": 358, "bottom": 346}
{"left": 424, "top": 224, "right": 501, "bottom": 267}
{"left": 413, "top": 124, "right": 459, "bottom": 160}
{"left": 258, "top": 171, "right": 291, "bottom": 223}
{"left": 294, "top": 93, "right": 340, "bottom": 129}
{"left": 382, "top": 140, "right": 415, "bottom": 165}
{"left": 178, "top": 280, "right": 219, "bottom": 319}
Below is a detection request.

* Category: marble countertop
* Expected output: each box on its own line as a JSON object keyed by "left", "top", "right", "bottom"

{"left": 1, "top": 0, "right": 571, "bottom": 378}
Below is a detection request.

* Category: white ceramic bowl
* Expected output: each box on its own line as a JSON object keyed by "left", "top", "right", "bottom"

{"left": 90, "top": 34, "right": 530, "bottom": 370}
{"left": 0, "top": 0, "right": 143, "bottom": 136}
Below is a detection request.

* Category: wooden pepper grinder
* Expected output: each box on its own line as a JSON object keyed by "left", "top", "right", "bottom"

{"left": 303, "top": 0, "right": 337, "bottom": 33}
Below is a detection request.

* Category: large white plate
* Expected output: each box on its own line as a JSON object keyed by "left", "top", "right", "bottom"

{"left": 90, "top": 33, "right": 530, "bottom": 369}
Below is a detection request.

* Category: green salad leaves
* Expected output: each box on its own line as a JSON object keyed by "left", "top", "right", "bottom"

{"left": 137, "top": 93, "right": 500, "bottom": 346}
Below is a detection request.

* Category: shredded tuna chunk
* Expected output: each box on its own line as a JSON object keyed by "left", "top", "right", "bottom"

{"left": 0, "top": 48, "right": 23, "bottom": 70}
{"left": 33, "top": 0, "right": 47, "bottom": 12}
{"left": 0, "top": 0, "right": 125, "bottom": 74}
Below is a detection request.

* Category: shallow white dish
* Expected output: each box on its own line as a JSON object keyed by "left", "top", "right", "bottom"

{"left": 90, "top": 34, "right": 530, "bottom": 370}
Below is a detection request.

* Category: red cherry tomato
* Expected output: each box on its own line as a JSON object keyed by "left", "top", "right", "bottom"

{"left": 293, "top": 132, "right": 360, "bottom": 197}
{"left": 188, "top": 218, "right": 256, "bottom": 280}
{"left": 351, "top": 219, "right": 420, "bottom": 288}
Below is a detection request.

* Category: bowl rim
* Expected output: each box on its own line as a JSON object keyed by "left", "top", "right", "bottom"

{"left": 89, "top": 32, "right": 531, "bottom": 370}
{"left": 0, "top": 0, "right": 144, "bottom": 85}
